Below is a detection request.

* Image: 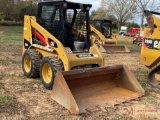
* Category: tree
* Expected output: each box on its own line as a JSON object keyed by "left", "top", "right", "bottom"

{"left": 13, "top": 0, "right": 26, "bottom": 21}
{"left": 0, "top": 0, "right": 38, "bottom": 21}
{"left": 0, "top": 0, "right": 14, "bottom": 20}
{"left": 90, "top": 10, "right": 96, "bottom": 20}
{"left": 91, "top": 0, "right": 106, "bottom": 20}
{"left": 134, "top": 0, "right": 160, "bottom": 26}
{"left": 19, "top": 1, "right": 38, "bottom": 21}
{"left": 90, "top": 1, "right": 117, "bottom": 22}
{"left": 102, "top": 0, "right": 137, "bottom": 31}
{"left": 126, "top": 22, "right": 140, "bottom": 31}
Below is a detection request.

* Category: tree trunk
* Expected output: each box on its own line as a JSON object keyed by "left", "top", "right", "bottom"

{"left": 140, "top": 14, "right": 144, "bottom": 26}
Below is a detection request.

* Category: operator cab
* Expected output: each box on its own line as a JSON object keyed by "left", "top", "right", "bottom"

{"left": 37, "top": 1, "right": 92, "bottom": 51}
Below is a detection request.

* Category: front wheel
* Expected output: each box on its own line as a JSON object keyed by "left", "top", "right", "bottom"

{"left": 40, "top": 57, "right": 63, "bottom": 90}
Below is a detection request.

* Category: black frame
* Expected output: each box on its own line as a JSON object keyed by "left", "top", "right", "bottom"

{"left": 37, "top": 1, "right": 92, "bottom": 50}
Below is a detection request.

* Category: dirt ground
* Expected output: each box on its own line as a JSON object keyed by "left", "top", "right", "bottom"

{"left": 0, "top": 27, "right": 160, "bottom": 120}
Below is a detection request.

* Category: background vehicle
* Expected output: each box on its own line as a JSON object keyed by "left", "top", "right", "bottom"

{"left": 119, "top": 26, "right": 127, "bottom": 35}
{"left": 140, "top": 10, "right": 160, "bottom": 88}
{"left": 133, "top": 27, "right": 144, "bottom": 47}
{"left": 22, "top": 1, "right": 144, "bottom": 114}
{"left": 125, "top": 27, "right": 139, "bottom": 37}
{"left": 91, "top": 19, "right": 130, "bottom": 53}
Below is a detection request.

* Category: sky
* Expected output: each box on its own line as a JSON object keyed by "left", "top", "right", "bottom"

{"left": 69, "top": 0, "right": 142, "bottom": 24}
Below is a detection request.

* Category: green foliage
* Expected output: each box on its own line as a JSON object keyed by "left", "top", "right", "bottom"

{"left": 0, "top": 26, "right": 23, "bottom": 46}
{"left": 0, "top": 82, "right": 4, "bottom": 89}
{"left": 126, "top": 22, "right": 140, "bottom": 31}
{"left": 90, "top": 10, "right": 96, "bottom": 20}
{"left": 19, "top": 3, "right": 37, "bottom": 21}
{"left": 117, "top": 40, "right": 132, "bottom": 45}
{"left": 112, "top": 29, "right": 118, "bottom": 33}
{"left": 0, "top": 0, "right": 37, "bottom": 21}
{"left": 134, "top": 68, "right": 148, "bottom": 74}
{"left": 0, "top": 95, "right": 14, "bottom": 104}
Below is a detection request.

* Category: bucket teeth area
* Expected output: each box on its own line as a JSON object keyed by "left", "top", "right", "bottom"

{"left": 51, "top": 65, "right": 145, "bottom": 114}
{"left": 82, "top": 93, "right": 143, "bottom": 114}
{"left": 76, "top": 90, "right": 143, "bottom": 114}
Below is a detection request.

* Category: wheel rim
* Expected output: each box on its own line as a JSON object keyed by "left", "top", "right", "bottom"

{"left": 152, "top": 72, "right": 160, "bottom": 84}
{"left": 24, "top": 55, "right": 31, "bottom": 73}
{"left": 42, "top": 63, "right": 53, "bottom": 84}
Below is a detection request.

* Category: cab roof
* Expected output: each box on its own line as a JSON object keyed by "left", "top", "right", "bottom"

{"left": 38, "top": 0, "right": 92, "bottom": 9}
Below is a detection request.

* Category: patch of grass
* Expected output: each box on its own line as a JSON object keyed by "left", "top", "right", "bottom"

{"left": 118, "top": 40, "right": 133, "bottom": 46}
{"left": 0, "top": 26, "right": 23, "bottom": 46}
{"left": 117, "top": 40, "right": 142, "bottom": 52}
{"left": 134, "top": 68, "right": 148, "bottom": 74}
{"left": 18, "top": 74, "right": 26, "bottom": 79}
{"left": 0, "top": 71, "right": 15, "bottom": 78}
{"left": 0, "top": 82, "right": 4, "bottom": 89}
{"left": 77, "top": 116, "right": 83, "bottom": 120}
{"left": 0, "top": 26, "right": 23, "bottom": 33}
{"left": 0, "top": 95, "right": 14, "bottom": 104}
{"left": 0, "top": 59, "right": 20, "bottom": 64}
{"left": 112, "top": 115, "right": 133, "bottom": 120}
{"left": 32, "top": 79, "right": 42, "bottom": 85}
{"left": 141, "top": 96, "right": 158, "bottom": 104}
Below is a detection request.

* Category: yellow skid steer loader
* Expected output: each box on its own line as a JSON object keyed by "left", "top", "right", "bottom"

{"left": 140, "top": 10, "right": 160, "bottom": 88}
{"left": 22, "top": 1, "right": 144, "bottom": 114}
{"left": 90, "top": 19, "right": 130, "bottom": 53}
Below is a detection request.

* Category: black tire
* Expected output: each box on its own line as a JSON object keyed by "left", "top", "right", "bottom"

{"left": 133, "top": 40, "right": 137, "bottom": 44}
{"left": 22, "top": 49, "right": 41, "bottom": 78}
{"left": 138, "top": 43, "right": 142, "bottom": 47}
{"left": 148, "top": 63, "right": 160, "bottom": 88}
{"left": 40, "top": 57, "right": 63, "bottom": 90}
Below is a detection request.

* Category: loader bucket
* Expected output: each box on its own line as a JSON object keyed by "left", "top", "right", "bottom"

{"left": 102, "top": 44, "right": 130, "bottom": 53}
{"left": 51, "top": 65, "right": 144, "bottom": 114}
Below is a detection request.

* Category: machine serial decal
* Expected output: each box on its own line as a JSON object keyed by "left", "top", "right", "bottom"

{"left": 144, "top": 38, "right": 160, "bottom": 50}
{"left": 76, "top": 54, "right": 98, "bottom": 58}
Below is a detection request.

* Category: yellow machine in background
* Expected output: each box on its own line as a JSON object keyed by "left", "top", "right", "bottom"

{"left": 90, "top": 19, "right": 130, "bottom": 53}
{"left": 22, "top": 1, "right": 144, "bottom": 114}
{"left": 133, "top": 27, "right": 144, "bottom": 47}
{"left": 140, "top": 10, "right": 160, "bottom": 88}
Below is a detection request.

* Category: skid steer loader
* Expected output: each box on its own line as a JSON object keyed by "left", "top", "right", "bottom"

{"left": 90, "top": 19, "right": 130, "bottom": 53}
{"left": 140, "top": 10, "right": 160, "bottom": 88}
{"left": 22, "top": 0, "right": 144, "bottom": 114}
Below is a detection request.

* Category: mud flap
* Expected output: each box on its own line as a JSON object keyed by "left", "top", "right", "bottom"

{"left": 101, "top": 44, "right": 130, "bottom": 53}
{"left": 51, "top": 65, "right": 144, "bottom": 114}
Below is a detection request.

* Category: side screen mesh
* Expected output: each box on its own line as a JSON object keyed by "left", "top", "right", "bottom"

{"left": 40, "top": 5, "right": 87, "bottom": 42}
{"left": 66, "top": 9, "right": 86, "bottom": 31}
{"left": 74, "top": 10, "right": 86, "bottom": 31}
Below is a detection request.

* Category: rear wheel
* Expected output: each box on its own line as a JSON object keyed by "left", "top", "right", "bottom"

{"left": 22, "top": 49, "right": 41, "bottom": 78}
{"left": 138, "top": 42, "right": 142, "bottom": 47}
{"left": 133, "top": 40, "right": 137, "bottom": 44}
{"left": 148, "top": 63, "right": 160, "bottom": 88}
{"left": 40, "top": 57, "right": 63, "bottom": 90}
